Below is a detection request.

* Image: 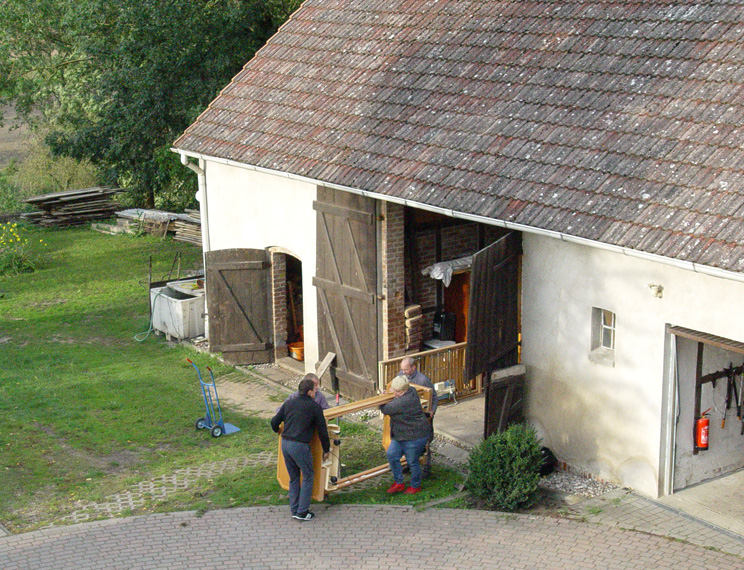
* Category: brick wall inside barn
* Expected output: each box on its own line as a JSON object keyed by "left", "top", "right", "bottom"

{"left": 381, "top": 202, "right": 406, "bottom": 359}
{"left": 270, "top": 251, "right": 288, "bottom": 359}
{"left": 381, "top": 205, "right": 507, "bottom": 360}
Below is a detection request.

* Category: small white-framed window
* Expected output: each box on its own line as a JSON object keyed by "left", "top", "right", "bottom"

{"left": 590, "top": 307, "right": 615, "bottom": 366}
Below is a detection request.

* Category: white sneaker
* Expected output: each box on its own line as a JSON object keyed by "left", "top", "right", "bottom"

{"left": 292, "top": 511, "right": 315, "bottom": 521}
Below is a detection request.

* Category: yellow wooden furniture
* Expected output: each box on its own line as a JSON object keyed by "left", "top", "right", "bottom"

{"left": 276, "top": 386, "right": 433, "bottom": 501}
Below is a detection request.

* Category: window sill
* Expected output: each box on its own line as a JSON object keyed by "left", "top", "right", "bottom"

{"left": 589, "top": 347, "right": 615, "bottom": 367}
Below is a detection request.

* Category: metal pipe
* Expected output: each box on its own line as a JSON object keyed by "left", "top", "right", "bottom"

{"left": 179, "top": 153, "right": 210, "bottom": 253}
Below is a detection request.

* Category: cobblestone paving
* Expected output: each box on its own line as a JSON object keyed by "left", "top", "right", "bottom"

{"left": 56, "top": 453, "right": 277, "bottom": 524}
{"left": 575, "top": 488, "right": 744, "bottom": 558}
{"left": 2, "top": 505, "right": 742, "bottom": 570}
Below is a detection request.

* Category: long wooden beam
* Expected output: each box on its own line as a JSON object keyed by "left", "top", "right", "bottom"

{"left": 323, "top": 385, "right": 432, "bottom": 420}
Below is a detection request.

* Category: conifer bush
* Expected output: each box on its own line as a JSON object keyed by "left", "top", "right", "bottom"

{"left": 465, "top": 423, "right": 543, "bottom": 511}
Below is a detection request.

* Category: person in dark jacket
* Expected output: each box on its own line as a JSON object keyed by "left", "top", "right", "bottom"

{"left": 379, "top": 375, "right": 431, "bottom": 495}
{"left": 271, "top": 377, "right": 330, "bottom": 521}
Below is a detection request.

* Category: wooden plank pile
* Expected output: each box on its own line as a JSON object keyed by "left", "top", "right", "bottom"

{"left": 91, "top": 207, "right": 201, "bottom": 247}
{"left": 22, "top": 187, "right": 124, "bottom": 227}
{"left": 173, "top": 209, "right": 201, "bottom": 246}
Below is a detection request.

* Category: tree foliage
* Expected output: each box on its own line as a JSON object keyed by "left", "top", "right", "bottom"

{"left": 0, "top": 0, "right": 299, "bottom": 207}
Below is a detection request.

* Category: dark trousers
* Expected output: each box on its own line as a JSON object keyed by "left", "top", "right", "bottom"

{"left": 281, "top": 438, "right": 314, "bottom": 515}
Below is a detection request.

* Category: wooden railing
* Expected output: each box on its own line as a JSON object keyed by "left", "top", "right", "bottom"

{"left": 377, "top": 342, "right": 481, "bottom": 397}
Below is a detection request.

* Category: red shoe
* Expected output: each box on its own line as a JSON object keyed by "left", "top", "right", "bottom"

{"left": 386, "top": 483, "right": 406, "bottom": 493}
{"left": 404, "top": 486, "right": 421, "bottom": 494}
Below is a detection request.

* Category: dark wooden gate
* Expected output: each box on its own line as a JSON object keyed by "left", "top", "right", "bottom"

{"left": 313, "top": 187, "right": 378, "bottom": 400}
{"left": 485, "top": 365, "right": 526, "bottom": 436}
{"left": 205, "top": 248, "right": 273, "bottom": 365}
{"left": 465, "top": 231, "right": 523, "bottom": 438}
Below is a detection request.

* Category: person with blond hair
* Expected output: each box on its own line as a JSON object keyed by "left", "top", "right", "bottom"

{"left": 379, "top": 375, "right": 431, "bottom": 494}
{"left": 399, "top": 356, "right": 437, "bottom": 477}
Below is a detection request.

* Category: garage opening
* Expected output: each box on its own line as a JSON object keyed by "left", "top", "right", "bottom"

{"left": 669, "top": 326, "right": 744, "bottom": 491}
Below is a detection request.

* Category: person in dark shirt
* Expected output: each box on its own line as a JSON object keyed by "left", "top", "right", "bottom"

{"left": 400, "top": 356, "right": 437, "bottom": 415}
{"left": 271, "top": 378, "right": 330, "bottom": 521}
{"left": 280, "top": 373, "right": 330, "bottom": 410}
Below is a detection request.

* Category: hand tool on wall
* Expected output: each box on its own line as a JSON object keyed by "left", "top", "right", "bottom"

{"left": 729, "top": 369, "right": 739, "bottom": 427}
{"left": 722, "top": 366, "right": 734, "bottom": 429}
{"left": 739, "top": 366, "right": 744, "bottom": 435}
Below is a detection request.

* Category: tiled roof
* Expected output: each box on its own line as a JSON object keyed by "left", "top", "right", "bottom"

{"left": 175, "top": 0, "right": 744, "bottom": 274}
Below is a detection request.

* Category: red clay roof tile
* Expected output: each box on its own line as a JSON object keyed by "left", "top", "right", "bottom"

{"left": 175, "top": 0, "right": 744, "bottom": 274}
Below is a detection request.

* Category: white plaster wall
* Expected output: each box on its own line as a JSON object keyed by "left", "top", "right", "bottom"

{"left": 521, "top": 233, "right": 744, "bottom": 497}
{"left": 200, "top": 161, "right": 319, "bottom": 371}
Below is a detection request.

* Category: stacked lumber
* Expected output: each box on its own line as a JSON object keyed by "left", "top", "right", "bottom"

{"left": 91, "top": 208, "right": 201, "bottom": 247}
{"left": 115, "top": 208, "right": 177, "bottom": 236}
{"left": 173, "top": 209, "right": 202, "bottom": 246}
{"left": 22, "top": 187, "right": 124, "bottom": 227}
{"left": 404, "top": 304, "right": 423, "bottom": 352}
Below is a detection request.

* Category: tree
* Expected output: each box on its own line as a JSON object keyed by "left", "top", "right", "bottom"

{"left": 0, "top": 0, "right": 299, "bottom": 207}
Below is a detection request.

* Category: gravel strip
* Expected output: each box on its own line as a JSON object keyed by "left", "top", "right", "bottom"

{"left": 539, "top": 470, "right": 618, "bottom": 498}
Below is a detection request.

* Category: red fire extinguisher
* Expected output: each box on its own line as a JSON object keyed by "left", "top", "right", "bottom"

{"left": 695, "top": 408, "right": 711, "bottom": 451}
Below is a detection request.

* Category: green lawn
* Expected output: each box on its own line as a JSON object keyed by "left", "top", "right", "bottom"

{"left": 0, "top": 224, "right": 465, "bottom": 532}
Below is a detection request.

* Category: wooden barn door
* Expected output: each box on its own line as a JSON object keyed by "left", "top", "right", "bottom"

{"left": 465, "top": 231, "right": 523, "bottom": 438}
{"left": 205, "top": 248, "right": 273, "bottom": 365}
{"left": 313, "top": 187, "right": 378, "bottom": 400}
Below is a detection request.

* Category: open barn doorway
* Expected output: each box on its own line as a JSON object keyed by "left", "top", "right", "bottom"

{"left": 660, "top": 326, "right": 744, "bottom": 533}
{"left": 269, "top": 250, "right": 304, "bottom": 366}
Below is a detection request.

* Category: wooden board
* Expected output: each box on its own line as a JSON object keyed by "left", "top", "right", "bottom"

{"left": 316, "top": 352, "right": 336, "bottom": 386}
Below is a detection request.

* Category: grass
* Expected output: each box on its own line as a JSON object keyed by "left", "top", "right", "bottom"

{"left": 0, "top": 224, "right": 466, "bottom": 532}
{"left": 0, "top": 224, "right": 222, "bottom": 530}
{"left": 324, "top": 464, "right": 465, "bottom": 507}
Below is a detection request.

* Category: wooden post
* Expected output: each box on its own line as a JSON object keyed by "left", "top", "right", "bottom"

{"left": 693, "top": 341, "right": 704, "bottom": 455}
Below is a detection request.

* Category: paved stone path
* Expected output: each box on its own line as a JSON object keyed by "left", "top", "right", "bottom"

{"left": 575, "top": 488, "right": 744, "bottom": 558}
{"left": 56, "top": 454, "right": 277, "bottom": 524}
{"left": 1, "top": 505, "right": 742, "bottom": 570}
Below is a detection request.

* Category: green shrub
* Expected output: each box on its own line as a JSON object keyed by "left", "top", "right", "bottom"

{"left": 0, "top": 176, "right": 28, "bottom": 214}
{"left": 9, "top": 133, "right": 100, "bottom": 197}
{"left": 465, "top": 423, "right": 542, "bottom": 511}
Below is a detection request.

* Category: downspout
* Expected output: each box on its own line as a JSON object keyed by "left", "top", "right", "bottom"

{"left": 659, "top": 329, "right": 679, "bottom": 497}
{"left": 179, "top": 154, "right": 210, "bottom": 253}
{"left": 179, "top": 153, "right": 210, "bottom": 341}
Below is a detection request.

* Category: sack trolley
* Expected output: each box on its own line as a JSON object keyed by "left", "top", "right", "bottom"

{"left": 187, "top": 359, "right": 240, "bottom": 437}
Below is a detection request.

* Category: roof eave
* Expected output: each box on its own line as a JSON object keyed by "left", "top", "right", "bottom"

{"left": 172, "top": 147, "right": 744, "bottom": 285}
